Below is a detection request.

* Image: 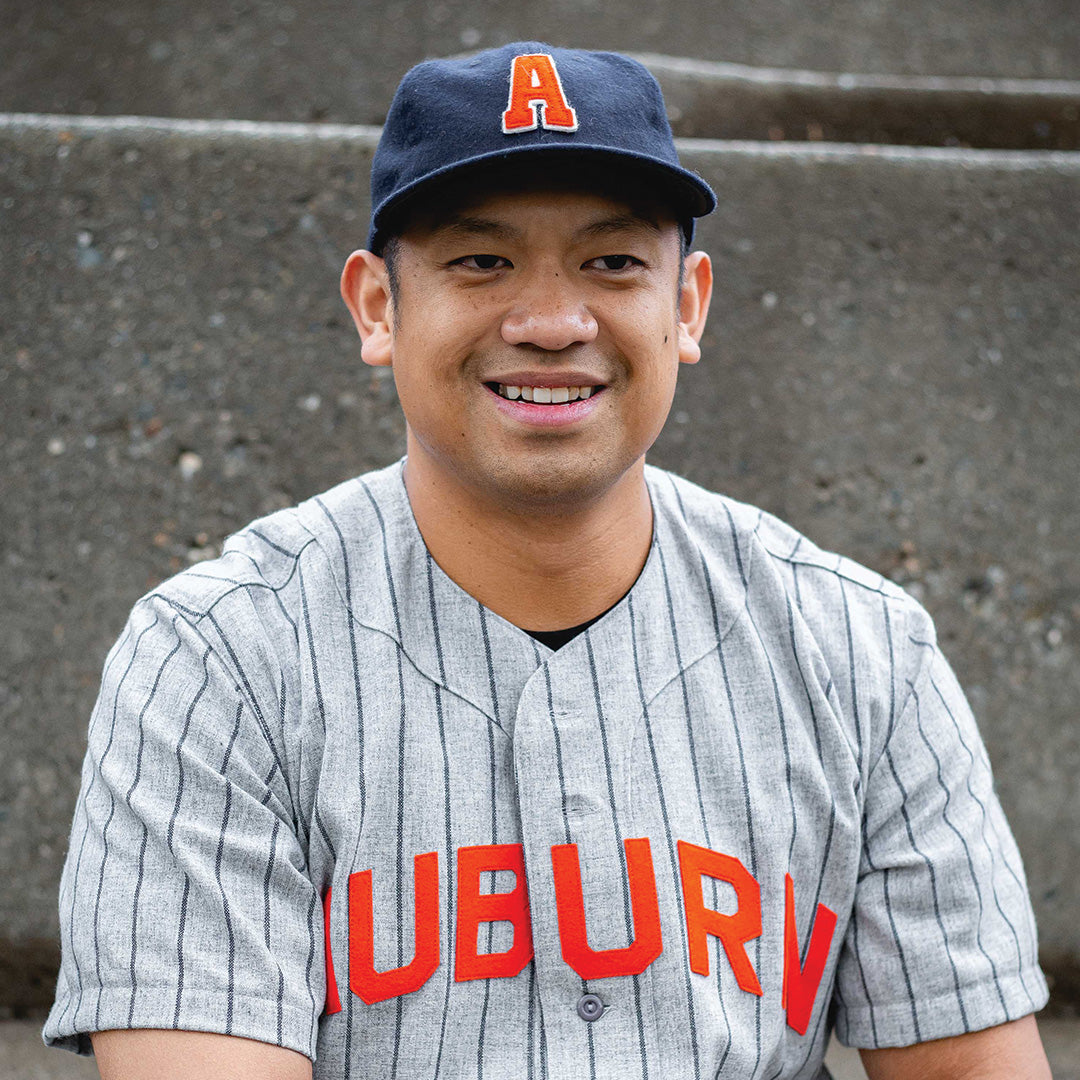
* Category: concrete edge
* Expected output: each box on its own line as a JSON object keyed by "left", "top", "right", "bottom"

{"left": 630, "top": 51, "right": 1080, "bottom": 99}
{"left": 0, "top": 112, "right": 384, "bottom": 143}
{"left": 3, "top": 112, "right": 1080, "bottom": 170}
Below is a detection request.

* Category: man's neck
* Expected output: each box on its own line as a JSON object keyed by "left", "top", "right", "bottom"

{"left": 403, "top": 454, "right": 653, "bottom": 633}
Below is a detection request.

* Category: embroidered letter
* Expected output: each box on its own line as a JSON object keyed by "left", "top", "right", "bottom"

{"left": 502, "top": 53, "right": 578, "bottom": 133}
{"left": 551, "top": 838, "right": 663, "bottom": 979}
{"left": 348, "top": 851, "right": 440, "bottom": 1004}
{"left": 677, "top": 840, "right": 763, "bottom": 995}
{"left": 782, "top": 873, "right": 838, "bottom": 1035}
{"left": 455, "top": 843, "right": 535, "bottom": 981}
{"left": 323, "top": 888, "right": 342, "bottom": 1015}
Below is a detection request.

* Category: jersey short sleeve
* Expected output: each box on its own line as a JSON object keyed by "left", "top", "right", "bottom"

{"left": 831, "top": 602, "right": 1049, "bottom": 1047}
{"left": 44, "top": 590, "right": 323, "bottom": 1058}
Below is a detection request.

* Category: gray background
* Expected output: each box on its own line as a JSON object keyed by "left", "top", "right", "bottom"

{"left": 2, "top": 0, "right": 1078, "bottom": 1046}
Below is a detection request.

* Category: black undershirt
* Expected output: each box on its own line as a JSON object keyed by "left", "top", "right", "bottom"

{"left": 522, "top": 600, "right": 619, "bottom": 651}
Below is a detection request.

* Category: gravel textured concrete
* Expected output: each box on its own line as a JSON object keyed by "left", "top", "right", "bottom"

{"left": 4, "top": 0, "right": 1080, "bottom": 133}
{"left": 1, "top": 116, "right": 1078, "bottom": 1015}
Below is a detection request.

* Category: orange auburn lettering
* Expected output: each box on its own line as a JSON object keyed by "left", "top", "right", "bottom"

{"left": 329, "top": 840, "right": 837, "bottom": 1034}
{"left": 455, "top": 843, "right": 534, "bottom": 981}
{"left": 552, "top": 838, "right": 663, "bottom": 979}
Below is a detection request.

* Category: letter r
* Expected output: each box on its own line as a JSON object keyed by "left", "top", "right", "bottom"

{"left": 677, "top": 840, "right": 763, "bottom": 996}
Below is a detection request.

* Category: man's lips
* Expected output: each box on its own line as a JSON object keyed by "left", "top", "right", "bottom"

{"left": 484, "top": 379, "right": 606, "bottom": 426}
{"left": 483, "top": 372, "right": 606, "bottom": 405}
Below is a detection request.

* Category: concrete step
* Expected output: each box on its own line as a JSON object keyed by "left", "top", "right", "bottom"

{"left": 4, "top": 1, "right": 1080, "bottom": 130}
{"left": 2, "top": 114, "right": 1079, "bottom": 1014}
{"left": 641, "top": 55, "right": 1080, "bottom": 149}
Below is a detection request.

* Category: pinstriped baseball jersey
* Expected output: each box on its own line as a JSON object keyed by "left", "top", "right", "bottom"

{"left": 45, "top": 459, "right": 1047, "bottom": 1077}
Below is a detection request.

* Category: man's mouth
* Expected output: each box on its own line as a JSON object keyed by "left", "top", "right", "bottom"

{"left": 488, "top": 383, "right": 600, "bottom": 404}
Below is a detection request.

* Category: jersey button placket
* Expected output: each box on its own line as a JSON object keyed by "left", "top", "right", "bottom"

{"left": 577, "top": 992, "right": 605, "bottom": 1021}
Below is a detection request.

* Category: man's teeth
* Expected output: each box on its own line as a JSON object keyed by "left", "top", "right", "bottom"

{"left": 499, "top": 385, "right": 595, "bottom": 403}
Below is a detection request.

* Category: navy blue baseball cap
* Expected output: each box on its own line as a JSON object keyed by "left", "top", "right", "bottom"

{"left": 366, "top": 42, "right": 716, "bottom": 253}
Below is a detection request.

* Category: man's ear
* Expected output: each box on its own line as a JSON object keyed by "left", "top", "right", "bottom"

{"left": 676, "top": 251, "right": 713, "bottom": 365}
{"left": 340, "top": 249, "right": 394, "bottom": 366}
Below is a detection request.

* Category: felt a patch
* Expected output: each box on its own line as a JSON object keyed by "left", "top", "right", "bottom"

{"left": 502, "top": 53, "right": 579, "bottom": 134}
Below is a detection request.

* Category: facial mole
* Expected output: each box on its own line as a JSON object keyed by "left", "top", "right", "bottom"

{"left": 663, "top": 334, "right": 668, "bottom": 344}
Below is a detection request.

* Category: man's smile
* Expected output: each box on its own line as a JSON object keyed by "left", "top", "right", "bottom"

{"left": 491, "top": 383, "right": 598, "bottom": 403}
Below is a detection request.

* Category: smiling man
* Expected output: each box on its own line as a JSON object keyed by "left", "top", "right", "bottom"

{"left": 46, "top": 43, "right": 1050, "bottom": 1080}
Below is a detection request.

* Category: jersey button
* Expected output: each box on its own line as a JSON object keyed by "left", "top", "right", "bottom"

{"left": 577, "top": 993, "right": 605, "bottom": 1022}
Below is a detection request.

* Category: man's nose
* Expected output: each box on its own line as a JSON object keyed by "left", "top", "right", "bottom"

{"left": 500, "top": 272, "right": 599, "bottom": 351}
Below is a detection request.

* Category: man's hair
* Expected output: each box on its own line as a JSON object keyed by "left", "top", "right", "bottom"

{"left": 378, "top": 160, "right": 692, "bottom": 324}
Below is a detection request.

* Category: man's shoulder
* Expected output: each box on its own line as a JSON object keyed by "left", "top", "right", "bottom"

{"left": 143, "top": 459, "right": 406, "bottom": 623}
{"left": 648, "top": 465, "right": 925, "bottom": 625}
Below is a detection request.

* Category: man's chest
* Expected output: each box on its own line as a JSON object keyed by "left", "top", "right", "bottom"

{"left": 299, "top": 624, "right": 862, "bottom": 1078}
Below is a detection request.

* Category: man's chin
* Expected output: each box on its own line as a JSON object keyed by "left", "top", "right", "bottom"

{"left": 468, "top": 454, "right": 643, "bottom": 518}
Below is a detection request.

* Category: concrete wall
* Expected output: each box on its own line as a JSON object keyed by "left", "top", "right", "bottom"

{"left": 4, "top": 0, "right": 1080, "bottom": 129}
{"left": 2, "top": 114, "right": 1078, "bottom": 1011}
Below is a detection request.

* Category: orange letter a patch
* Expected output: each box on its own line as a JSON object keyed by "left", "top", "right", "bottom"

{"left": 502, "top": 53, "right": 578, "bottom": 134}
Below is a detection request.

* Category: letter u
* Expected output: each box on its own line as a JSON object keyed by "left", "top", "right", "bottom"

{"left": 551, "top": 838, "right": 663, "bottom": 979}
{"left": 348, "top": 851, "right": 440, "bottom": 1004}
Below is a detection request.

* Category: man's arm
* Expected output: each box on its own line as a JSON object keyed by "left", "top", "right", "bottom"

{"left": 91, "top": 1029, "right": 312, "bottom": 1080}
{"left": 859, "top": 1015, "right": 1051, "bottom": 1080}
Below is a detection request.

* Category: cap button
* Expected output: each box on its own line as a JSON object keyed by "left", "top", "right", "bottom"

{"left": 577, "top": 993, "right": 605, "bottom": 1022}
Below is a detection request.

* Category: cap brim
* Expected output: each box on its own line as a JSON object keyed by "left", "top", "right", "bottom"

{"left": 368, "top": 143, "right": 715, "bottom": 252}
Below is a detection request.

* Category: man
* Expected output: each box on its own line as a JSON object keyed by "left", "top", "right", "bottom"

{"left": 45, "top": 42, "right": 1050, "bottom": 1078}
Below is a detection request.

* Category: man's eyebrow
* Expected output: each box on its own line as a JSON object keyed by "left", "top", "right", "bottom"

{"left": 431, "top": 216, "right": 523, "bottom": 241}
{"left": 574, "top": 214, "right": 664, "bottom": 240}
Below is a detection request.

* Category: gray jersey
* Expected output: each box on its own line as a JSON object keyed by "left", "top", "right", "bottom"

{"left": 45, "top": 460, "right": 1046, "bottom": 1078}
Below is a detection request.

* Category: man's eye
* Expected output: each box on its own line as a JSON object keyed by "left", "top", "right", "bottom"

{"left": 453, "top": 254, "right": 509, "bottom": 270}
{"left": 586, "top": 254, "right": 641, "bottom": 271}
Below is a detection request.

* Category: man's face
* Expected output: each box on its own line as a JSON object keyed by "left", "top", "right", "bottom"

{"left": 345, "top": 186, "right": 711, "bottom": 514}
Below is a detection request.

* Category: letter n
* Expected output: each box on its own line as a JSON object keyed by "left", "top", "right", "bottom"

{"left": 455, "top": 843, "right": 535, "bottom": 981}
{"left": 551, "top": 838, "right": 662, "bottom": 979}
{"left": 502, "top": 53, "right": 578, "bottom": 133}
{"left": 348, "top": 851, "right": 440, "bottom": 1004}
{"left": 782, "top": 873, "right": 838, "bottom": 1035}
{"left": 677, "top": 840, "right": 762, "bottom": 995}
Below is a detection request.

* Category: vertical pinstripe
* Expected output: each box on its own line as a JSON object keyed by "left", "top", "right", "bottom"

{"left": 358, "top": 477, "right": 412, "bottom": 1080}
{"left": 477, "top": 604, "right": 502, "bottom": 1080}
{"left": 314, "top": 500, "right": 369, "bottom": 1077}
{"left": 881, "top": 741, "right": 968, "bottom": 1022}
{"left": 90, "top": 613, "right": 161, "bottom": 1027}
{"left": 927, "top": 669, "right": 1039, "bottom": 1009}
{"left": 782, "top": 592, "right": 842, "bottom": 1079}
{"left": 529, "top": 639, "right": 552, "bottom": 1080}
{"left": 908, "top": 683, "right": 1007, "bottom": 1012}
{"left": 627, "top": 593, "right": 703, "bottom": 1080}
{"left": 538, "top": 659, "right": 598, "bottom": 1080}
{"left": 584, "top": 631, "right": 650, "bottom": 1080}
{"left": 173, "top": 878, "right": 190, "bottom": 1028}
{"left": 214, "top": 700, "right": 244, "bottom": 1035}
{"left": 709, "top": 509, "right": 763, "bottom": 1077}
{"left": 56, "top": 621, "right": 134, "bottom": 1031}
{"left": 126, "top": 616, "right": 184, "bottom": 1025}
{"left": 298, "top": 564, "right": 338, "bottom": 864}
{"left": 837, "top": 578, "right": 864, "bottom": 798}
{"left": 427, "top": 554, "right": 457, "bottom": 1080}
{"left": 206, "top": 608, "right": 288, "bottom": 783}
